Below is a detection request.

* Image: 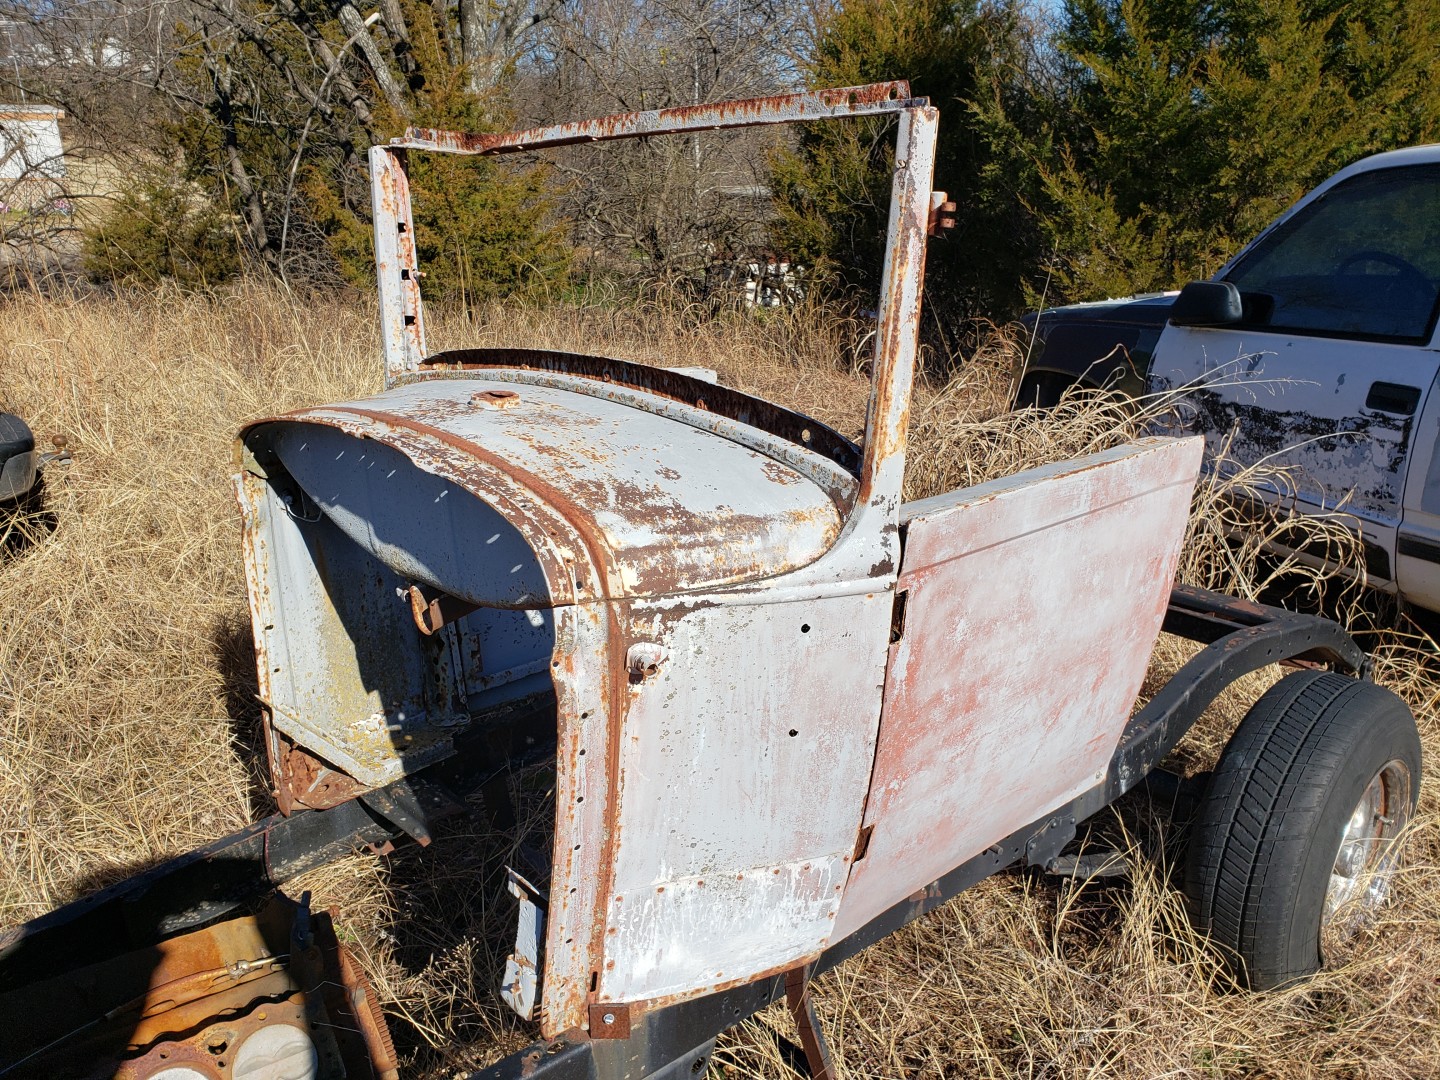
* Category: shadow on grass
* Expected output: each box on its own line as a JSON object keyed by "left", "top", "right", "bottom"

{"left": 209, "top": 611, "right": 276, "bottom": 821}
{"left": 0, "top": 475, "right": 57, "bottom": 560}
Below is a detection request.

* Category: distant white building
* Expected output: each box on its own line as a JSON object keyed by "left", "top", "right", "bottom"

{"left": 0, "top": 105, "right": 65, "bottom": 181}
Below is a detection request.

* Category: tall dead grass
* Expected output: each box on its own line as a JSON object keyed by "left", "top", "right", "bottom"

{"left": 0, "top": 284, "right": 1436, "bottom": 1077}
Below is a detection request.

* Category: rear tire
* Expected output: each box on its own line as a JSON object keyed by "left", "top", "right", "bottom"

{"left": 1184, "top": 670, "right": 1420, "bottom": 988}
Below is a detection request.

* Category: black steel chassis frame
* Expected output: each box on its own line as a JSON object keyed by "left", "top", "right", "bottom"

{"left": 0, "top": 585, "right": 1367, "bottom": 1079}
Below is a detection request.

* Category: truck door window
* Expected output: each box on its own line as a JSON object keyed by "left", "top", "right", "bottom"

{"left": 1225, "top": 163, "right": 1440, "bottom": 343}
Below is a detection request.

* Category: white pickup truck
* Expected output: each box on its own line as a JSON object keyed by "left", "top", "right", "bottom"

{"left": 1017, "top": 146, "right": 1440, "bottom": 614}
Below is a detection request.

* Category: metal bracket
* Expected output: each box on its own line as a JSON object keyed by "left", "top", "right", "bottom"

{"left": 501, "top": 869, "right": 546, "bottom": 1020}
{"left": 406, "top": 582, "right": 481, "bottom": 635}
{"left": 589, "top": 1002, "right": 633, "bottom": 1039}
{"left": 784, "top": 965, "right": 836, "bottom": 1080}
{"left": 1023, "top": 813, "right": 1076, "bottom": 869}
{"left": 926, "top": 191, "right": 956, "bottom": 235}
{"left": 359, "top": 782, "right": 449, "bottom": 847}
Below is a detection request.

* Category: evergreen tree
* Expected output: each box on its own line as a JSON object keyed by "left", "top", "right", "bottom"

{"left": 84, "top": 0, "right": 570, "bottom": 297}
{"left": 1033, "top": 0, "right": 1440, "bottom": 302}
{"left": 769, "top": 0, "right": 1038, "bottom": 347}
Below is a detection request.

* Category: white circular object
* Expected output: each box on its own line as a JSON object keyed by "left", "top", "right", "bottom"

{"left": 231, "top": 1024, "right": 319, "bottom": 1080}
{"left": 145, "top": 1069, "right": 211, "bottom": 1080}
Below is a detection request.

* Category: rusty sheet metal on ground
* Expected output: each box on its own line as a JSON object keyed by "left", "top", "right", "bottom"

{"left": 834, "top": 436, "right": 1204, "bottom": 939}
{"left": 0, "top": 895, "right": 391, "bottom": 1079}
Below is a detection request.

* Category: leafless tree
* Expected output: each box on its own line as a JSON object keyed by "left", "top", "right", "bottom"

{"left": 530, "top": 0, "right": 804, "bottom": 290}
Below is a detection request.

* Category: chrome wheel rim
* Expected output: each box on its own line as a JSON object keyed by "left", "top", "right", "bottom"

{"left": 1323, "top": 759, "right": 1412, "bottom": 935}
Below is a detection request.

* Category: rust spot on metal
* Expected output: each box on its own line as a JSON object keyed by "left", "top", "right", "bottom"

{"left": 762, "top": 459, "right": 802, "bottom": 486}
{"left": 588, "top": 1002, "right": 633, "bottom": 1039}
{"left": 408, "top": 346, "right": 862, "bottom": 480}
{"left": 0, "top": 896, "right": 387, "bottom": 1078}
{"left": 271, "top": 728, "right": 370, "bottom": 813}
{"left": 408, "top": 582, "right": 482, "bottom": 635}
{"left": 339, "top": 943, "right": 400, "bottom": 1079}
{"left": 395, "top": 82, "right": 918, "bottom": 157}
{"left": 472, "top": 388, "right": 522, "bottom": 408}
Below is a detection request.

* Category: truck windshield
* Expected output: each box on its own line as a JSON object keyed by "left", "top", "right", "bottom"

{"left": 1225, "top": 163, "right": 1440, "bottom": 343}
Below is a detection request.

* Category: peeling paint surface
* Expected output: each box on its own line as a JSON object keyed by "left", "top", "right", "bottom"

{"left": 239, "top": 84, "right": 940, "bottom": 1040}
{"left": 600, "top": 592, "right": 890, "bottom": 1002}
{"left": 602, "top": 856, "right": 848, "bottom": 1001}
{"left": 833, "top": 437, "right": 1203, "bottom": 939}
{"left": 263, "top": 377, "right": 847, "bottom": 599}
{"left": 393, "top": 82, "right": 920, "bottom": 157}
{"left": 1150, "top": 326, "right": 1431, "bottom": 530}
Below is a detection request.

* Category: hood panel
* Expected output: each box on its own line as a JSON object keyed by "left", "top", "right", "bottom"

{"left": 247, "top": 377, "right": 848, "bottom": 600}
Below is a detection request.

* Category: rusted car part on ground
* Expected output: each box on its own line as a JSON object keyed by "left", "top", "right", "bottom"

{"left": 0, "top": 85, "right": 1421, "bottom": 1080}
{"left": 0, "top": 893, "right": 395, "bottom": 1080}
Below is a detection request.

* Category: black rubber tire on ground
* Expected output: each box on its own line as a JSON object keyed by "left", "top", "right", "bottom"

{"left": 1184, "top": 670, "right": 1421, "bottom": 989}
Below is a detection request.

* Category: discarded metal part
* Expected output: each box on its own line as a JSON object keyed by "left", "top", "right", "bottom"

{"left": 337, "top": 947, "right": 400, "bottom": 1080}
{"left": 502, "top": 869, "right": 547, "bottom": 1021}
{"left": 392, "top": 82, "right": 920, "bottom": 157}
{"left": 0, "top": 894, "right": 384, "bottom": 1080}
{"left": 0, "top": 692, "right": 558, "bottom": 988}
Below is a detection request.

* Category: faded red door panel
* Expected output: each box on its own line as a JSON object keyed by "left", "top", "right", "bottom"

{"left": 834, "top": 437, "right": 1203, "bottom": 938}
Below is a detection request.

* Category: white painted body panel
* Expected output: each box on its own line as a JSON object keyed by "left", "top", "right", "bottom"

{"left": 600, "top": 589, "right": 890, "bottom": 1001}
{"left": 835, "top": 437, "right": 1203, "bottom": 938}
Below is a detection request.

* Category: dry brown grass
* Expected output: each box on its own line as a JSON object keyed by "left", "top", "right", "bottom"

{"left": 1, "top": 284, "right": 1437, "bottom": 1078}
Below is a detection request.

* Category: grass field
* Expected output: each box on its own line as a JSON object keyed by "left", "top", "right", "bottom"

{"left": 1, "top": 284, "right": 1437, "bottom": 1077}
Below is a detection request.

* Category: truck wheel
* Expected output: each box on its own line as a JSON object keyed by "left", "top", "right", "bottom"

{"left": 1184, "top": 670, "right": 1420, "bottom": 989}
{"left": 1014, "top": 372, "right": 1077, "bottom": 410}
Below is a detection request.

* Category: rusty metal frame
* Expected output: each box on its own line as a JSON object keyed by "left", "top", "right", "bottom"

{"left": 370, "top": 81, "right": 937, "bottom": 515}
{"left": 456, "top": 588, "right": 1369, "bottom": 1080}
{"left": 0, "top": 587, "right": 1369, "bottom": 1080}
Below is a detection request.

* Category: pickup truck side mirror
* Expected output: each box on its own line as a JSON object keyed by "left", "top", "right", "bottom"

{"left": 1170, "top": 280, "right": 1243, "bottom": 326}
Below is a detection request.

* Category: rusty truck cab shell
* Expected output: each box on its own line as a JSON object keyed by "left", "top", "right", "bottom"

{"left": 234, "top": 83, "right": 943, "bottom": 1039}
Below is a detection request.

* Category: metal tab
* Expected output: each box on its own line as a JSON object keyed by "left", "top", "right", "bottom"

{"left": 588, "top": 1002, "right": 633, "bottom": 1039}
{"left": 502, "top": 868, "right": 547, "bottom": 1021}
